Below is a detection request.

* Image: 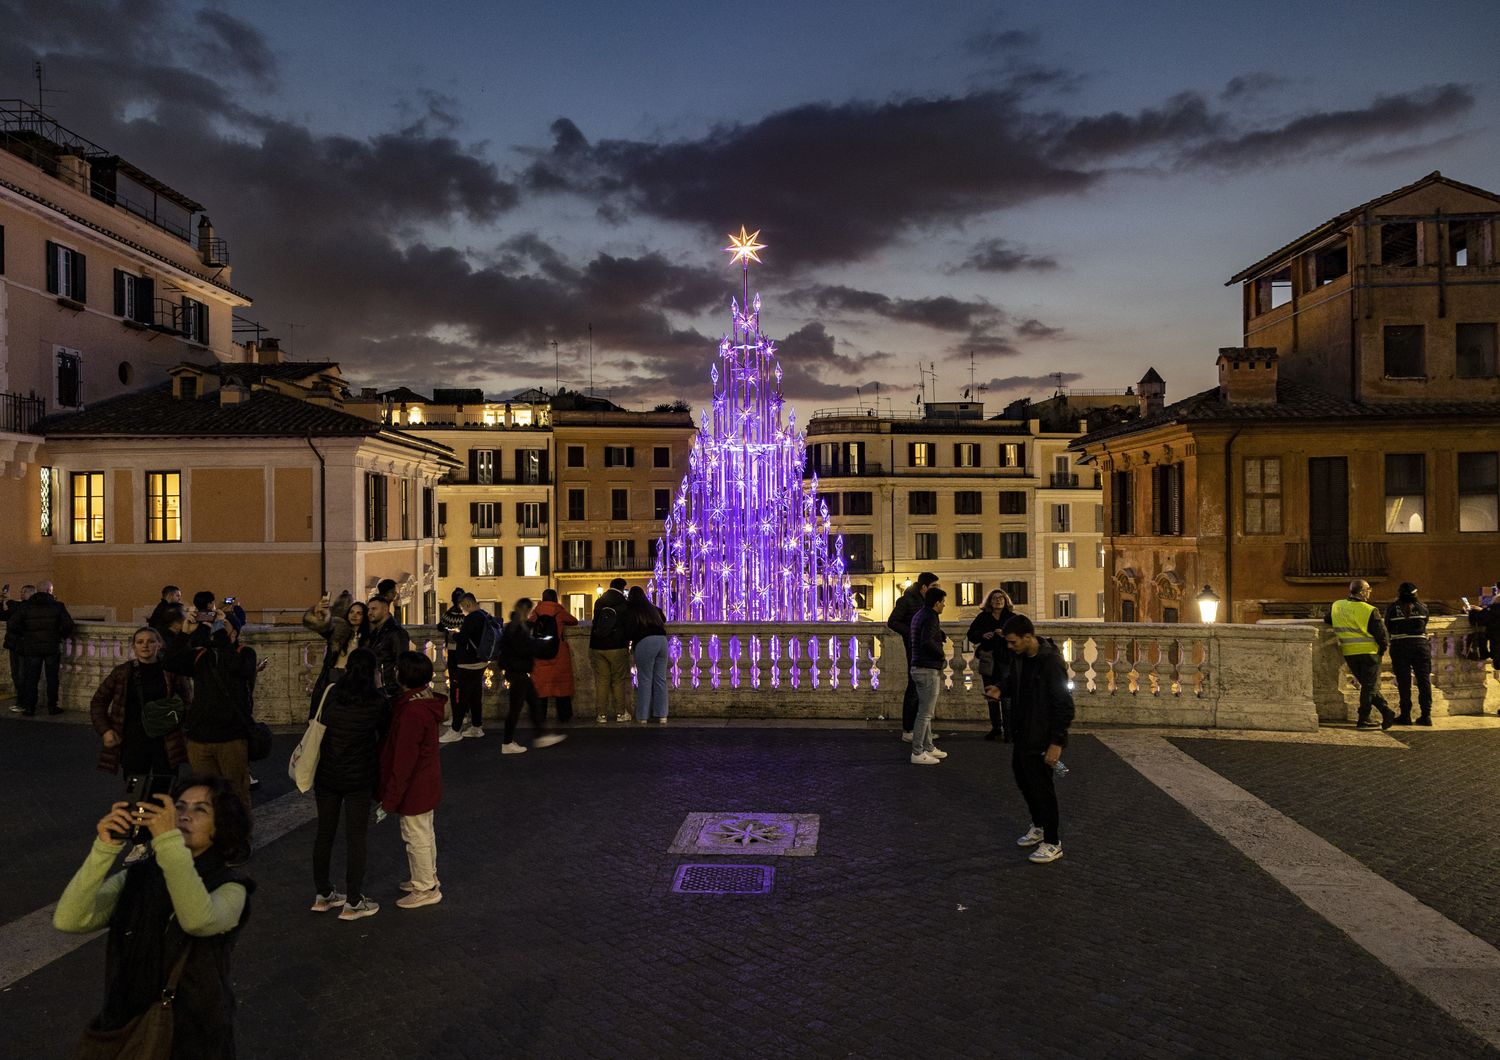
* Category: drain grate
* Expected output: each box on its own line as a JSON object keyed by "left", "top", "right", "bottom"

{"left": 672, "top": 863, "right": 774, "bottom": 895}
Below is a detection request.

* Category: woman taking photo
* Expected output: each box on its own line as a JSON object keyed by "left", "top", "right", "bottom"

{"left": 90, "top": 626, "right": 191, "bottom": 781}
{"left": 304, "top": 591, "right": 369, "bottom": 714}
{"left": 967, "top": 589, "right": 1016, "bottom": 741}
{"left": 56, "top": 775, "right": 254, "bottom": 1058}
{"left": 309, "top": 648, "right": 389, "bottom": 920}
{"left": 625, "top": 586, "right": 670, "bottom": 724}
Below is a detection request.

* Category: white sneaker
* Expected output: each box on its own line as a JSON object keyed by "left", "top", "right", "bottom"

{"left": 901, "top": 731, "right": 913, "bottom": 743}
{"left": 615, "top": 713, "right": 633, "bottom": 723}
{"left": 1028, "top": 842, "right": 1063, "bottom": 864}
{"left": 1016, "top": 826, "right": 1044, "bottom": 848}
{"left": 311, "top": 890, "right": 347, "bottom": 912}
{"left": 596, "top": 713, "right": 608, "bottom": 724}
{"left": 461, "top": 725, "right": 485, "bottom": 739}
{"left": 438, "top": 727, "right": 465, "bottom": 745}
{"left": 396, "top": 886, "right": 443, "bottom": 910}
{"left": 399, "top": 877, "right": 440, "bottom": 893}
{"left": 501, "top": 741, "right": 528, "bottom": 754}
{"left": 338, "top": 897, "right": 379, "bottom": 920}
{"left": 926, "top": 747, "right": 948, "bottom": 759}
{"left": 533, "top": 733, "right": 567, "bottom": 748}
{"left": 910, "top": 752, "right": 941, "bottom": 765}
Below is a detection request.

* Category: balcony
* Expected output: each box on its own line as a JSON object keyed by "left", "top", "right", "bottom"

{"left": 0, "top": 392, "right": 44, "bottom": 435}
{"left": 804, "top": 462, "right": 885, "bottom": 478}
{"left": 517, "top": 523, "right": 547, "bottom": 539}
{"left": 199, "top": 236, "right": 229, "bottom": 267}
{"left": 471, "top": 523, "right": 499, "bottom": 539}
{"left": 1283, "top": 540, "right": 1389, "bottom": 582}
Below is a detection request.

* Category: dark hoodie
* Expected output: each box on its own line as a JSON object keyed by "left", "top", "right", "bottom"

{"left": 1004, "top": 637, "right": 1075, "bottom": 754}
{"left": 380, "top": 688, "right": 446, "bottom": 815}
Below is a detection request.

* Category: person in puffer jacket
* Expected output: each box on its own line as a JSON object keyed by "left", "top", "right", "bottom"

{"left": 380, "top": 651, "right": 446, "bottom": 909}
{"left": 1001, "top": 614, "right": 1074, "bottom": 865}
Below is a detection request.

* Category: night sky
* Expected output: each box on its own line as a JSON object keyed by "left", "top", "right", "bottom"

{"left": 4, "top": 0, "right": 1497, "bottom": 413}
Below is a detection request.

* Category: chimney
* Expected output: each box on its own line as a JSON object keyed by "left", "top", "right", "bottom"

{"left": 1216, "top": 347, "right": 1279, "bottom": 406}
{"left": 197, "top": 216, "right": 227, "bottom": 267}
{"left": 218, "top": 382, "right": 251, "bottom": 405}
{"left": 306, "top": 381, "right": 341, "bottom": 409}
{"left": 1137, "top": 368, "right": 1165, "bottom": 417}
{"left": 56, "top": 154, "right": 92, "bottom": 193}
{"left": 255, "top": 337, "right": 283, "bottom": 365}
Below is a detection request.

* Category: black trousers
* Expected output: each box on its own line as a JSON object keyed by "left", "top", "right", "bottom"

{"left": 313, "top": 789, "right": 371, "bottom": 900}
{"left": 17, "top": 653, "right": 60, "bottom": 713}
{"left": 1012, "top": 749, "right": 1059, "bottom": 845}
{"left": 6, "top": 649, "right": 20, "bottom": 699}
{"left": 503, "top": 670, "right": 543, "bottom": 743}
{"left": 1391, "top": 645, "right": 1432, "bottom": 717}
{"left": 1344, "top": 654, "right": 1390, "bottom": 721}
{"left": 453, "top": 667, "right": 486, "bottom": 730}
{"left": 901, "top": 639, "right": 917, "bottom": 733}
{"left": 541, "top": 695, "right": 573, "bottom": 724}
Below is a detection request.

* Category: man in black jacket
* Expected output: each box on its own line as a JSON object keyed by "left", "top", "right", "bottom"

{"left": 7, "top": 580, "right": 75, "bottom": 716}
{"left": 888, "top": 572, "right": 938, "bottom": 742}
{"left": 2, "top": 583, "right": 34, "bottom": 712}
{"left": 164, "top": 614, "right": 256, "bottom": 816}
{"left": 147, "top": 585, "right": 182, "bottom": 637}
{"left": 365, "top": 597, "right": 406, "bottom": 699}
{"left": 908, "top": 586, "right": 948, "bottom": 765}
{"left": 590, "top": 578, "right": 631, "bottom": 724}
{"left": 1002, "top": 614, "right": 1074, "bottom": 864}
{"left": 448, "top": 593, "right": 493, "bottom": 740}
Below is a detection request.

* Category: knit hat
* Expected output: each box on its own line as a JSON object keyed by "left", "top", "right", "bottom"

{"left": 1397, "top": 581, "right": 1418, "bottom": 599}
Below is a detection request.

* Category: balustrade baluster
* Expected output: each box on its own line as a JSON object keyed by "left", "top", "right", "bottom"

{"left": 669, "top": 635, "right": 684, "bottom": 689}
{"left": 688, "top": 635, "right": 703, "bottom": 689}
{"left": 769, "top": 634, "right": 781, "bottom": 689}
{"left": 707, "top": 634, "right": 722, "bottom": 690}
{"left": 809, "top": 636, "right": 821, "bottom": 688}
{"left": 728, "top": 635, "right": 741, "bottom": 689}
{"left": 849, "top": 635, "right": 861, "bottom": 689}
{"left": 788, "top": 635, "right": 801, "bottom": 689}
{"left": 749, "top": 634, "right": 762, "bottom": 689}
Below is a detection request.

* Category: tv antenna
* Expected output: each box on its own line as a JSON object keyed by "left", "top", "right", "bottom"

{"left": 278, "top": 321, "right": 307, "bottom": 357}
{"left": 551, "top": 340, "right": 559, "bottom": 394}
{"left": 34, "top": 62, "right": 67, "bottom": 113}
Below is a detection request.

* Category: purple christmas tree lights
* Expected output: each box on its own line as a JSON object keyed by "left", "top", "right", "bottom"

{"left": 651, "top": 229, "right": 857, "bottom": 623}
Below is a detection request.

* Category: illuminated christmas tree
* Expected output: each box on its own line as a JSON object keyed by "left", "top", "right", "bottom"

{"left": 652, "top": 228, "right": 857, "bottom": 622}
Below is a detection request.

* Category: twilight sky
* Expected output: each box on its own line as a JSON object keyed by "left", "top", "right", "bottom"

{"left": 4, "top": 0, "right": 1497, "bottom": 413}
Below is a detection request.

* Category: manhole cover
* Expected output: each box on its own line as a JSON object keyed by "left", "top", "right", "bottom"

{"left": 672, "top": 864, "right": 774, "bottom": 895}
{"left": 668, "top": 812, "right": 820, "bottom": 857}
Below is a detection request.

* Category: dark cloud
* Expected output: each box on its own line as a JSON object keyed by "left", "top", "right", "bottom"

{"left": 1049, "top": 92, "right": 1223, "bottom": 162}
{"left": 1220, "top": 72, "right": 1289, "bottom": 101}
{"left": 955, "top": 238, "right": 1059, "bottom": 273}
{"left": 1015, "top": 318, "right": 1064, "bottom": 339}
{"left": 192, "top": 9, "right": 276, "bottom": 86}
{"left": 788, "top": 285, "right": 1005, "bottom": 332}
{"left": 964, "top": 28, "right": 1040, "bottom": 54}
{"left": 984, "top": 372, "right": 1083, "bottom": 395}
{"left": 771, "top": 322, "right": 888, "bottom": 402}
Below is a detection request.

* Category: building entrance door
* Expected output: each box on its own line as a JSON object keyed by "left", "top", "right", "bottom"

{"left": 1308, "top": 457, "right": 1349, "bottom": 575}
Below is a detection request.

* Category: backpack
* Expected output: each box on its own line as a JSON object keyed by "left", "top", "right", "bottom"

{"left": 592, "top": 604, "right": 618, "bottom": 641}
{"left": 531, "top": 613, "right": 561, "bottom": 660}
{"left": 475, "top": 611, "right": 504, "bottom": 661}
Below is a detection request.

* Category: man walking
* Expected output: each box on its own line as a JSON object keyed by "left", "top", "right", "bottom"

{"left": 3, "top": 583, "right": 35, "bottom": 710}
{"left": 888, "top": 572, "right": 938, "bottom": 743}
{"left": 908, "top": 586, "right": 948, "bottom": 766}
{"left": 7, "top": 580, "right": 75, "bottom": 716}
{"left": 447, "top": 593, "right": 493, "bottom": 740}
{"left": 1326, "top": 579, "right": 1395, "bottom": 730}
{"left": 590, "top": 578, "right": 632, "bottom": 724}
{"left": 1002, "top": 615, "right": 1074, "bottom": 864}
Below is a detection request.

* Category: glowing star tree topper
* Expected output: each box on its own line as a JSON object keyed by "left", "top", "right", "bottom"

{"left": 650, "top": 230, "right": 857, "bottom": 623}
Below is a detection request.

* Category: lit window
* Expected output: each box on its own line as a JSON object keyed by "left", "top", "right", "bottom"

{"left": 522, "top": 545, "right": 543, "bottom": 577}
{"left": 513, "top": 408, "right": 533, "bottom": 427}
{"left": 146, "top": 471, "right": 182, "bottom": 543}
{"left": 474, "top": 546, "right": 498, "bottom": 577}
{"left": 1054, "top": 541, "right": 1074, "bottom": 569}
{"left": 72, "top": 471, "right": 105, "bottom": 543}
{"left": 1053, "top": 593, "right": 1075, "bottom": 619}
{"left": 39, "top": 467, "right": 53, "bottom": 538}
{"left": 957, "top": 582, "right": 980, "bottom": 606}
{"left": 1384, "top": 454, "right": 1426, "bottom": 534}
{"left": 1459, "top": 453, "right": 1499, "bottom": 532}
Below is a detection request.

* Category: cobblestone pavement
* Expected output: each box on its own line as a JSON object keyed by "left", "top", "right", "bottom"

{"left": 1175, "top": 728, "right": 1500, "bottom": 954}
{"left": 0, "top": 712, "right": 1495, "bottom": 1058}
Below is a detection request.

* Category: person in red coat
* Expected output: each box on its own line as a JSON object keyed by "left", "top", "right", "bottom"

{"left": 380, "top": 651, "right": 445, "bottom": 909}
{"left": 529, "top": 589, "right": 578, "bottom": 724}
{"left": 89, "top": 627, "right": 190, "bottom": 779}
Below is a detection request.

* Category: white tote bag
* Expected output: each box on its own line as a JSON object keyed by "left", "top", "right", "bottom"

{"left": 288, "top": 685, "right": 333, "bottom": 793}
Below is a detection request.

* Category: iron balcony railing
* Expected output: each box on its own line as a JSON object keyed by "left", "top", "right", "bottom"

{"left": 0, "top": 392, "right": 45, "bottom": 434}
{"left": 471, "top": 524, "right": 499, "bottom": 539}
{"left": 1284, "top": 540, "right": 1389, "bottom": 580}
{"left": 804, "top": 462, "right": 886, "bottom": 478}
{"left": 517, "top": 524, "right": 546, "bottom": 539}
{"left": 200, "top": 237, "right": 229, "bottom": 267}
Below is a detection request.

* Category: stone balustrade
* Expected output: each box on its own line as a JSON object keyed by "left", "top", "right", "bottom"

{"left": 20, "top": 619, "right": 1338, "bottom": 732}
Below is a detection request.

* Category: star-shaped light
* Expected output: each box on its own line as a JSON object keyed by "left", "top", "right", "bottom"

{"left": 725, "top": 225, "right": 767, "bottom": 265}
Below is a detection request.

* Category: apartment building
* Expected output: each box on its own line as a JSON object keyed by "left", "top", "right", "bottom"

{"left": 804, "top": 397, "right": 1130, "bottom": 622}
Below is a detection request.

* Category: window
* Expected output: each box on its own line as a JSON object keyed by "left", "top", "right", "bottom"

{"left": 1096, "top": 541, "right": 1106, "bottom": 568}
{"left": 1450, "top": 221, "right": 1475, "bottom": 267}
{"left": 45, "top": 241, "right": 87, "bottom": 301}
{"left": 1150, "top": 464, "right": 1184, "bottom": 536}
{"left": 604, "top": 446, "right": 635, "bottom": 468}
{"left": 472, "top": 502, "right": 496, "bottom": 531}
{"left": 605, "top": 538, "right": 635, "bottom": 568}
{"left": 843, "top": 492, "right": 873, "bottom": 516}
{"left": 908, "top": 491, "right": 937, "bottom": 515}
{"left": 563, "top": 539, "right": 591, "bottom": 570}
{"left": 1162, "top": 607, "right": 1179, "bottom": 624}
{"left": 1243, "top": 457, "right": 1282, "bottom": 534}
{"left": 364, "top": 473, "right": 388, "bottom": 541}
{"left": 1312, "top": 240, "right": 1349, "bottom": 285}
{"left": 515, "top": 448, "right": 545, "bottom": 485}
{"left": 999, "top": 442, "right": 1025, "bottom": 468}
{"left": 1383, "top": 325, "right": 1425, "bottom": 378}
{"left": 39, "top": 467, "right": 53, "bottom": 537}
{"left": 437, "top": 502, "right": 447, "bottom": 535}
{"left": 1381, "top": 222, "right": 1419, "bottom": 267}
{"left": 808, "top": 441, "right": 865, "bottom": 476}
{"left": 471, "top": 449, "right": 496, "bottom": 485}
{"left": 999, "top": 490, "right": 1026, "bottom": 515}
{"left": 1097, "top": 592, "right": 1106, "bottom": 618}
{"left": 611, "top": 488, "right": 629, "bottom": 520}
{"left": 1000, "top": 580, "right": 1029, "bottom": 606}
{"left": 56, "top": 347, "right": 83, "bottom": 408}
{"left": 653, "top": 446, "right": 671, "bottom": 468}
{"left": 520, "top": 545, "right": 543, "bottom": 577}
{"left": 849, "top": 584, "right": 873, "bottom": 611}
{"left": 914, "top": 533, "right": 938, "bottom": 561}
{"left": 519, "top": 501, "right": 543, "bottom": 532}
{"left": 1256, "top": 266, "right": 1292, "bottom": 313}
{"left": 113, "top": 270, "right": 154, "bottom": 323}
{"left": 1054, "top": 541, "right": 1074, "bottom": 569}
{"left": 72, "top": 471, "right": 105, "bottom": 543}
{"left": 957, "top": 582, "right": 980, "bottom": 607}
{"left": 954, "top": 443, "right": 980, "bottom": 468}
{"left": 1385, "top": 454, "right": 1426, "bottom": 533}
{"left": 955, "top": 532, "right": 982, "bottom": 560}
{"left": 843, "top": 534, "right": 874, "bottom": 573}
{"left": 567, "top": 444, "right": 585, "bottom": 468}
{"left": 654, "top": 488, "right": 671, "bottom": 520}
{"left": 909, "top": 443, "right": 935, "bottom": 468}
{"left": 423, "top": 487, "right": 435, "bottom": 537}
{"left": 1457, "top": 323, "right": 1498, "bottom": 379}
{"left": 1000, "top": 532, "right": 1027, "bottom": 559}
{"left": 146, "top": 471, "right": 182, "bottom": 542}
{"left": 400, "top": 480, "right": 411, "bottom": 539}
{"left": 437, "top": 547, "right": 448, "bottom": 578}
{"left": 648, "top": 538, "right": 662, "bottom": 566}
{"left": 470, "top": 546, "right": 498, "bottom": 577}
{"left": 1121, "top": 599, "right": 1137, "bottom": 622}
{"left": 1459, "top": 452, "right": 1499, "bottom": 532}
{"left": 567, "top": 488, "right": 586, "bottom": 521}
{"left": 954, "top": 491, "right": 981, "bottom": 515}
{"left": 179, "top": 375, "right": 198, "bottom": 401}
{"left": 821, "top": 493, "right": 840, "bottom": 516}
{"left": 1053, "top": 593, "right": 1075, "bottom": 619}
{"left": 180, "top": 297, "right": 209, "bottom": 344}
{"left": 1051, "top": 503, "right": 1071, "bottom": 532}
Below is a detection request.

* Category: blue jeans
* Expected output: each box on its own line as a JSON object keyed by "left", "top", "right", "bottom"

{"left": 634, "top": 636, "right": 669, "bottom": 720}
{"left": 911, "top": 668, "right": 941, "bottom": 754}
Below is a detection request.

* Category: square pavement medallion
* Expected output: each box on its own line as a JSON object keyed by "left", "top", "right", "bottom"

{"left": 668, "top": 812, "right": 820, "bottom": 857}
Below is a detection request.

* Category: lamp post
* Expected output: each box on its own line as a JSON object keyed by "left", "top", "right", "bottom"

{"left": 1195, "top": 584, "right": 1221, "bottom": 624}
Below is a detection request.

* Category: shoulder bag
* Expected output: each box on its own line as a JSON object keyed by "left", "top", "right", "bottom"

{"left": 75, "top": 942, "right": 191, "bottom": 1059}
{"left": 288, "top": 685, "right": 334, "bottom": 793}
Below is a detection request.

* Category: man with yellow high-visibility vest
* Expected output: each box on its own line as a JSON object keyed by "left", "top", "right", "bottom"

{"left": 1324, "top": 579, "right": 1395, "bottom": 730}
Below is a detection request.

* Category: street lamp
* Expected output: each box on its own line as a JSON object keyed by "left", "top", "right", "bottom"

{"left": 1195, "top": 584, "right": 1221, "bottom": 624}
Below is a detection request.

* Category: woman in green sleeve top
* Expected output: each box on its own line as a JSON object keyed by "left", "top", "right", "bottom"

{"left": 56, "top": 775, "right": 255, "bottom": 1058}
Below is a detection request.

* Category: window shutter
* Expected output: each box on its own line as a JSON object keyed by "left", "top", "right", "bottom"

{"left": 74, "top": 252, "right": 86, "bottom": 302}
{"left": 438, "top": 547, "right": 448, "bottom": 578}
{"left": 541, "top": 546, "right": 550, "bottom": 576}
{"left": 1016, "top": 442, "right": 1026, "bottom": 468}
{"left": 495, "top": 548, "right": 502, "bottom": 577}
{"left": 196, "top": 301, "right": 207, "bottom": 344}
{"left": 907, "top": 443, "right": 917, "bottom": 464}
{"left": 138, "top": 277, "right": 155, "bottom": 323}
{"left": 514, "top": 450, "right": 524, "bottom": 483}
{"left": 538, "top": 450, "right": 549, "bottom": 483}
{"left": 540, "top": 502, "right": 549, "bottom": 524}
{"left": 626, "top": 447, "right": 636, "bottom": 468}
{"left": 953, "top": 443, "right": 962, "bottom": 466}
{"left": 584, "top": 541, "right": 593, "bottom": 568}
{"left": 469, "top": 502, "right": 479, "bottom": 524}
{"left": 113, "top": 270, "right": 126, "bottom": 316}
{"left": 515, "top": 501, "right": 524, "bottom": 523}
{"left": 627, "top": 539, "right": 637, "bottom": 562}
{"left": 0, "top": 224, "right": 5, "bottom": 274}
{"left": 1151, "top": 467, "right": 1164, "bottom": 535}
{"left": 1169, "top": 464, "right": 1184, "bottom": 535}
{"left": 604, "top": 448, "right": 614, "bottom": 468}
{"left": 467, "top": 449, "right": 478, "bottom": 482}
{"left": 45, "top": 241, "right": 59, "bottom": 293}
{"left": 470, "top": 548, "right": 479, "bottom": 578}
{"left": 516, "top": 546, "right": 526, "bottom": 576}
